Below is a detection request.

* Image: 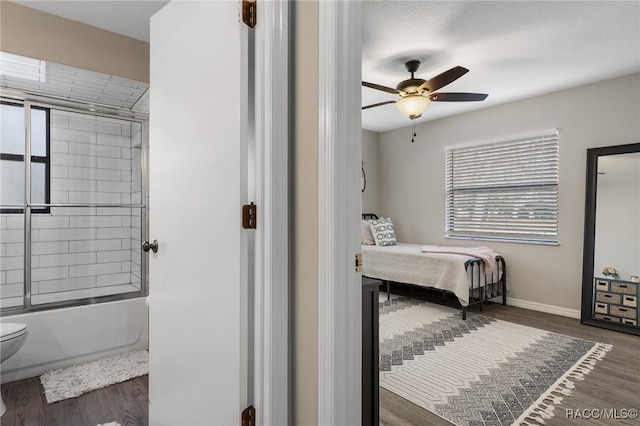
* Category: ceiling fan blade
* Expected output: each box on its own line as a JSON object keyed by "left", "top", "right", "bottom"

{"left": 362, "top": 81, "right": 399, "bottom": 94}
{"left": 362, "top": 100, "right": 397, "bottom": 110}
{"left": 419, "top": 66, "right": 469, "bottom": 92}
{"left": 428, "top": 92, "right": 488, "bottom": 102}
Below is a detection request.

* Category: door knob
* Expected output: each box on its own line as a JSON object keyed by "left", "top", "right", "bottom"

{"left": 142, "top": 240, "right": 159, "bottom": 253}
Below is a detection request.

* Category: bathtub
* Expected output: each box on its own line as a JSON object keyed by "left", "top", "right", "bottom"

{"left": 1, "top": 297, "right": 148, "bottom": 384}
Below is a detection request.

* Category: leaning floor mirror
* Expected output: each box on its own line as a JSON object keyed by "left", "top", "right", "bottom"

{"left": 582, "top": 142, "right": 640, "bottom": 335}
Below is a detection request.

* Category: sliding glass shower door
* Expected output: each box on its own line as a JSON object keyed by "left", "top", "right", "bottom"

{"left": 0, "top": 100, "right": 147, "bottom": 313}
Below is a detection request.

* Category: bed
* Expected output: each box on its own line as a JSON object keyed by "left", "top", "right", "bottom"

{"left": 362, "top": 213, "right": 507, "bottom": 320}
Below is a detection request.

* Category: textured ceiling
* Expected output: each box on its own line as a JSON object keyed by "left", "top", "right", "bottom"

{"left": 10, "top": 0, "right": 169, "bottom": 42}
{"left": 362, "top": 1, "right": 640, "bottom": 132}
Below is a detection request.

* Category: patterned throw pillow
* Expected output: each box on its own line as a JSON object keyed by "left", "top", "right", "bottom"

{"left": 369, "top": 217, "right": 397, "bottom": 246}
{"left": 361, "top": 220, "right": 376, "bottom": 245}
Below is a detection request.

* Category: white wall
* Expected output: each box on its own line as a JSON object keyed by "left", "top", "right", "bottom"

{"left": 594, "top": 153, "right": 640, "bottom": 280}
{"left": 361, "top": 129, "right": 381, "bottom": 214}
{"left": 379, "top": 73, "right": 640, "bottom": 311}
{"left": 0, "top": 110, "right": 142, "bottom": 308}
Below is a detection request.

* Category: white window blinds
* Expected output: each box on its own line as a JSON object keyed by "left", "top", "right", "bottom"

{"left": 445, "top": 131, "right": 559, "bottom": 244}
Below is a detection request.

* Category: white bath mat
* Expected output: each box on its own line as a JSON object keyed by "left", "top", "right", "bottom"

{"left": 39, "top": 350, "right": 148, "bottom": 404}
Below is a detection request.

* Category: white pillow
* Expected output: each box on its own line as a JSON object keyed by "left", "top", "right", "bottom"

{"left": 369, "top": 217, "right": 397, "bottom": 246}
{"left": 361, "top": 220, "right": 375, "bottom": 245}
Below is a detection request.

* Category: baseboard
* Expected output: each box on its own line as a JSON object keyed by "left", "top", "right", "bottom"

{"left": 507, "top": 297, "right": 581, "bottom": 319}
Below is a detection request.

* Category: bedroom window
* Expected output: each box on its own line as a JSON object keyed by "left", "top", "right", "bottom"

{"left": 0, "top": 102, "right": 50, "bottom": 214}
{"left": 445, "top": 130, "right": 559, "bottom": 244}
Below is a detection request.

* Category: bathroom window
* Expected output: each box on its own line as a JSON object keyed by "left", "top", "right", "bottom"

{"left": 0, "top": 102, "right": 51, "bottom": 214}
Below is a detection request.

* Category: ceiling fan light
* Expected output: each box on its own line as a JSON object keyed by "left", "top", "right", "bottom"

{"left": 396, "top": 95, "right": 430, "bottom": 119}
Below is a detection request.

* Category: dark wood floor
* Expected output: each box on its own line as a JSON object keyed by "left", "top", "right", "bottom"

{"left": 380, "top": 286, "right": 640, "bottom": 426}
{"left": 1, "top": 374, "right": 148, "bottom": 426}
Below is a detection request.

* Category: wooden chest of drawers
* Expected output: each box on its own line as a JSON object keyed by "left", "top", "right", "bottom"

{"left": 593, "top": 278, "right": 639, "bottom": 328}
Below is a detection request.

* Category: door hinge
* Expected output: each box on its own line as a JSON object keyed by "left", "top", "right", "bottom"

{"left": 355, "top": 253, "right": 363, "bottom": 273}
{"left": 242, "top": 0, "right": 256, "bottom": 28}
{"left": 241, "top": 405, "right": 256, "bottom": 426}
{"left": 242, "top": 202, "right": 257, "bottom": 229}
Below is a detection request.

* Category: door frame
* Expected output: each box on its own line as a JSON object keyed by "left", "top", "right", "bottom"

{"left": 253, "top": 1, "right": 361, "bottom": 423}
{"left": 252, "top": 1, "right": 290, "bottom": 425}
{"left": 317, "top": 1, "right": 362, "bottom": 425}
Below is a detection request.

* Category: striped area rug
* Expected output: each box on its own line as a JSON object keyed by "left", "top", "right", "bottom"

{"left": 379, "top": 297, "right": 612, "bottom": 426}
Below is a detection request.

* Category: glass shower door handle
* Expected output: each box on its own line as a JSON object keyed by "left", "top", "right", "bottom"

{"left": 143, "top": 240, "right": 159, "bottom": 253}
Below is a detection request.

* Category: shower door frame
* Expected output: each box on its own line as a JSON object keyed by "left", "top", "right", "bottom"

{"left": 0, "top": 89, "right": 149, "bottom": 315}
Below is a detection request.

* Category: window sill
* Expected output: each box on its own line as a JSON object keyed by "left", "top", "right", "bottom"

{"left": 445, "top": 235, "right": 559, "bottom": 246}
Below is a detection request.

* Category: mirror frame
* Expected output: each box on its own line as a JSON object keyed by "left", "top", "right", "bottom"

{"left": 581, "top": 142, "right": 640, "bottom": 335}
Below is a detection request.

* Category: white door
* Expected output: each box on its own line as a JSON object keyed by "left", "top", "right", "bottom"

{"left": 148, "top": 2, "right": 251, "bottom": 424}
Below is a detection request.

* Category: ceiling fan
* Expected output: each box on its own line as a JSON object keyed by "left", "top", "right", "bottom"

{"left": 362, "top": 60, "right": 488, "bottom": 120}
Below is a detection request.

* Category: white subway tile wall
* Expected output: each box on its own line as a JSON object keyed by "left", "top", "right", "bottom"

{"left": 0, "top": 110, "right": 144, "bottom": 308}
{"left": 0, "top": 218, "right": 24, "bottom": 309}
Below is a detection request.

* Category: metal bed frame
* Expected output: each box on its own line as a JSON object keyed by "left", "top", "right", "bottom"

{"left": 362, "top": 213, "right": 507, "bottom": 320}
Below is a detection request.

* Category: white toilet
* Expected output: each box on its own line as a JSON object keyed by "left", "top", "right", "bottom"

{"left": 0, "top": 323, "right": 28, "bottom": 417}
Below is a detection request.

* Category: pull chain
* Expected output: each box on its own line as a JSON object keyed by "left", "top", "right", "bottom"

{"left": 410, "top": 122, "right": 417, "bottom": 143}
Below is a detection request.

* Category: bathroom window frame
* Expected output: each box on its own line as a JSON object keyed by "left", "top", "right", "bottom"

{"left": 0, "top": 91, "right": 149, "bottom": 316}
{"left": 0, "top": 102, "right": 51, "bottom": 215}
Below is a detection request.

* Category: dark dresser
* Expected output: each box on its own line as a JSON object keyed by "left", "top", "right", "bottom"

{"left": 593, "top": 277, "right": 638, "bottom": 327}
{"left": 362, "top": 277, "right": 380, "bottom": 425}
